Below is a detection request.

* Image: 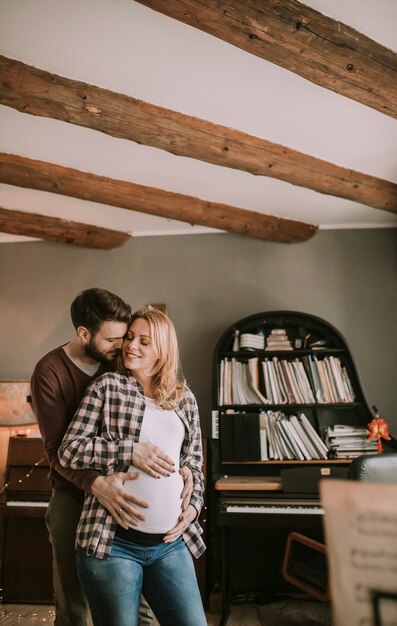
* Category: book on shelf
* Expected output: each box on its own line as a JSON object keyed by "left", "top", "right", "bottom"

{"left": 247, "top": 357, "right": 269, "bottom": 404}
{"left": 259, "top": 412, "right": 269, "bottom": 461}
{"left": 316, "top": 358, "right": 334, "bottom": 403}
{"left": 218, "top": 360, "right": 224, "bottom": 406}
{"left": 279, "top": 416, "right": 305, "bottom": 461}
{"left": 275, "top": 418, "right": 295, "bottom": 460}
{"left": 331, "top": 450, "right": 378, "bottom": 459}
{"left": 220, "top": 412, "right": 261, "bottom": 462}
{"left": 325, "top": 425, "right": 377, "bottom": 458}
{"left": 266, "top": 360, "right": 284, "bottom": 404}
{"left": 272, "top": 357, "right": 290, "bottom": 404}
{"left": 289, "top": 414, "right": 320, "bottom": 460}
{"left": 305, "top": 356, "right": 325, "bottom": 403}
{"left": 279, "top": 360, "right": 295, "bottom": 403}
{"left": 327, "top": 425, "right": 366, "bottom": 435}
{"left": 294, "top": 360, "right": 316, "bottom": 403}
{"left": 290, "top": 360, "right": 309, "bottom": 403}
{"left": 328, "top": 356, "right": 349, "bottom": 402}
{"left": 270, "top": 413, "right": 287, "bottom": 460}
{"left": 326, "top": 425, "right": 368, "bottom": 442}
{"left": 220, "top": 412, "right": 235, "bottom": 461}
{"left": 299, "top": 413, "right": 329, "bottom": 458}
{"left": 239, "top": 332, "right": 265, "bottom": 351}
{"left": 263, "top": 412, "right": 275, "bottom": 459}
{"left": 211, "top": 410, "right": 219, "bottom": 439}
{"left": 324, "top": 358, "right": 339, "bottom": 402}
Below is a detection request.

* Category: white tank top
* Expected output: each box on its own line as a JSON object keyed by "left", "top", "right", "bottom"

{"left": 124, "top": 397, "right": 185, "bottom": 533}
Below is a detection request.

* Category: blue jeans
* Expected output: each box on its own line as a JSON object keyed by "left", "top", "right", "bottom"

{"left": 76, "top": 536, "right": 206, "bottom": 626}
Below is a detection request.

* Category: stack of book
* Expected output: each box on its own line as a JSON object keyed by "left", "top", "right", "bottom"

{"left": 260, "top": 411, "right": 329, "bottom": 461}
{"left": 262, "top": 357, "right": 315, "bottom": 404}
{"left": 265, "top": 328, "right": 293, "bottom": 351}
{"left": 219, "top": 410, "right": 330, "bottom": 461}
{"left": 219, "top": 357, "right": 269, "bottom": 405}
{"left": 219, "top": 355, "right": 355, "bottom": 406}
{"left": 239, "top": 332, "right": 265, "bottom": 351}
{"left": 304, "top": 356, "right": 355, "bottom": 403}
{"left": 325, "top": 425, "right": 377, "bottom": 458}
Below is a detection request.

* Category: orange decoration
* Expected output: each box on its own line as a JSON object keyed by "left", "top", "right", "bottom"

{"left": 367, "top": 408, "right": 391, "bottom": 454}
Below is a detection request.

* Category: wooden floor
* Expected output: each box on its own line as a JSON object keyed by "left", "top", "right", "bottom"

{"left": 0, "top": 601, "right": 332, "bottom": 625}
{"left": 0, "top": 604, "right": 220, "bottom": 625}
{"left": 0, "top": 605, "right": 56, "bottom": 625}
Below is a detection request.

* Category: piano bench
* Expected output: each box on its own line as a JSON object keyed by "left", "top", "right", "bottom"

{"left": 282, "top": 532, "right": 330, "bottom": 602}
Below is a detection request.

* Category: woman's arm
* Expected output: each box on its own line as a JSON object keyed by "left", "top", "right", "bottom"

{"left": 182, "top": 390, "right": 205, "bottom": 516}
{"left": 59, "top": 374, "right": 177, "bottom": 478}
{"left": 58, "top": 377, "right": 134, "bottom": 473}
{"left": 163, "top": 390, "right": 204, "bottom": 543}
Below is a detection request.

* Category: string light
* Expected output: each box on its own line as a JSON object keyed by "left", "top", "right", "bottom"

{"left": 0, "top": 603, "right": 55, "bottom": 622}
{"left": 0, "top": 457, "right": 46, "bottom": 495}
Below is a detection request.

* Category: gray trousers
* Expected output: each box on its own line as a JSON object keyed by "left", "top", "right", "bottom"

{"left": 46, "top": 489, "right": 158, "bottom": 626}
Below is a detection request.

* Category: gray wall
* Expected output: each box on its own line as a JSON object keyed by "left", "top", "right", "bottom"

{"left": 1, "top": 229, "right": 396, "bottom": 436}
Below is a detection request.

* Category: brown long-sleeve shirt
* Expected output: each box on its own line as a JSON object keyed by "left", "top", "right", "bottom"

{"left": 31, "top": 346, "right": 107, "bottom": 498}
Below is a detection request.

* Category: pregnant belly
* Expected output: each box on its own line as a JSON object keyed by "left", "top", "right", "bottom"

{"left": 123, "top": 469, "right": 184, "bottom": 533}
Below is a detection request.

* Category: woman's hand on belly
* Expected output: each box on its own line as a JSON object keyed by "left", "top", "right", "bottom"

{"left": 162, "top": 504, "right": 197, "bottom": 544}
{"left": 132, "top": 441, "right": 175, "bottom": 478}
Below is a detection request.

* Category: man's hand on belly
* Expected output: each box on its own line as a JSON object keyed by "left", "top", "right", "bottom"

{"left": 179, "top": 466, "right": 193, "bottom": 512}
{"left": 91, "top": 472, "right": 149, "bottom": 529}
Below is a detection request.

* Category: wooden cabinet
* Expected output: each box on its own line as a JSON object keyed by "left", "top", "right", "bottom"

{"left": 0, "top": 504, "right": 53, "bottom": 603}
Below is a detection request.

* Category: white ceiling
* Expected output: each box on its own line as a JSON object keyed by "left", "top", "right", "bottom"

{"left": 1, "top": 0, "right": 397, "bottom": 244}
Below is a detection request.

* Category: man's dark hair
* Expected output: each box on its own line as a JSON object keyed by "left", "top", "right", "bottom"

{"left": 70, "top": 288, "right": 131, "bottom": 335}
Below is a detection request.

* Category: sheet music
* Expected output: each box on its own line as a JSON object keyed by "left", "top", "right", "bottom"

{"left": 321, "top": 480, "right": 397, "bottom": 626}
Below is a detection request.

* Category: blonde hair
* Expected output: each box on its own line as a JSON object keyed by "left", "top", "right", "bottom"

{"left": 124, "top": 306, "right": 185, "bottom": 410}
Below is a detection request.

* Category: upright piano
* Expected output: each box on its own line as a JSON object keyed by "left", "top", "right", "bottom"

{"left": 210, "top": 448, "right": 348, "bottom": 623}
{"left": 0, "top": 435, "right": 53, "bottom": 603}
{"left": 209, "top": 310, "right": 397, "bottom": 624}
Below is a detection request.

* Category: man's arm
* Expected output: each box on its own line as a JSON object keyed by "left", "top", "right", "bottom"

{"left": 31, "top": 366, "right": 100, "bottom": 493}
{"left": 31, "top": 364, "right": 156, "bottom": 527}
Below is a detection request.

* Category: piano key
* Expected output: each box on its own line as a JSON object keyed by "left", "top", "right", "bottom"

{"left": 225, "top": 504, "right": 323, "bottom": 515}
{"left": 6, "top": 500, "right": 48, "bottom": 507}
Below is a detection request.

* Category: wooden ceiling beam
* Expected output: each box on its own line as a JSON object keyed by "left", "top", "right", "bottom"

{"left": 136, "top": 0, "right": 397, "bottom": 119}
{"left": 1, "top": 56, "right": 396, "bottom": 213}
{"left": 0, "top": 206, "right": 131, "bottom": 249}
{"left": 0, "top": 153, "right": 317, "bottom": 244}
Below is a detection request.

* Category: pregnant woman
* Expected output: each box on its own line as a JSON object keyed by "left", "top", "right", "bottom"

{"left": 59, "top": 306, "right": 206, "bottom": 626}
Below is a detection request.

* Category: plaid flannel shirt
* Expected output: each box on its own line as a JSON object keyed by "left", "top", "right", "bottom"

{"left": 58, "top": 372, "right": 205, "bottom": 560}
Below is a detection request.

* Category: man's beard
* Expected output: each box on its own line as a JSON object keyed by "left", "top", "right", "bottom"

{"left": 85, "top": 338, "right": 119, "bottom": 363}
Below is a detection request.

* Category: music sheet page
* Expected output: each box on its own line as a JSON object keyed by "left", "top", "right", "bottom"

{"left": 321, "top": 480, "right": 397, "bottom": 626}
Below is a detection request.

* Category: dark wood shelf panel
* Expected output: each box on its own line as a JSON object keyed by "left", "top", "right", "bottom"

{"left": 214, "top": 475, "right": 283, "bottom": 491}
{"left": 217, "top": 402, "right": 363, "bottom": 410}
{"left": 219, "top": 348, "right": 345, "bottom": 358}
